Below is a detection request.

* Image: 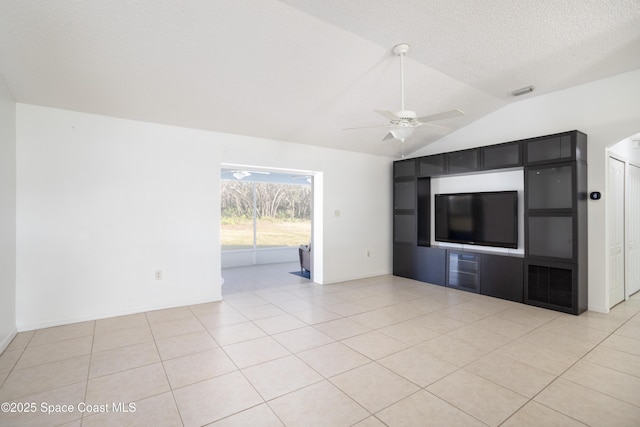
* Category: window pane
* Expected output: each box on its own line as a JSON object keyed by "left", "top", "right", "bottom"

{"left": 254, "top": 183, "right": 311, "bottom": 248}
{"left": 221, "top": 180, "right": 311, "bottom": 251}
{"left": 220, "top": 180, "right": 255, "bottom": 250}
{"left": 256, "top": 216, "right": 311, "bottom": 248}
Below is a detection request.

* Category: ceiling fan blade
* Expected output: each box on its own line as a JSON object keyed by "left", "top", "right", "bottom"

{"left": 343, "top": 124, "right": 392, "bottom": 131}
{"left": 418, "top": 122, "right": 451, "bottom": 131}
{"left": 375, "top": 110, "right": 400, "bottom": 121}
{"left": 416, "top": 109, "right": 464, "bottom": 123}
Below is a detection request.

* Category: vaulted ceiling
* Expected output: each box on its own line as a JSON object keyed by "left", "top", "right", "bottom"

{"left": 1, "top": 0, "right": 639, "bottom": 157}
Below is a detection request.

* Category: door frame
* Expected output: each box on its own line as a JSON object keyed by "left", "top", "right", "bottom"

{"left": 607, "top": 155, "right": 626, "bottom": 307}
{"left": 626, "top": 162, "right": 640, "bottom": 299}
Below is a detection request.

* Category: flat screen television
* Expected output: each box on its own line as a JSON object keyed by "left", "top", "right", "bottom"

{"left": 435, "top": 191, "right": 518, "bottom": 249}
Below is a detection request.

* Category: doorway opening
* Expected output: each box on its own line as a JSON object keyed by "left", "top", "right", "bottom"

{"left": 220, "top": 165, "right": 318, "bottom": 293}
{"left": 607, "top": 133, "right": 640, "bottom": 308}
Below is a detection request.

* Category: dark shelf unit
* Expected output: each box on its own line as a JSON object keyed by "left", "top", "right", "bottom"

{"left": 393, "top": 159, "right": 418, "bottom": 280}
{"left": 447, "top": 251, "right": 480, "bottom": 293}
{"left": 392, "top": 130, "right": 587, "bottom": 314}
{"left": 523, "top": 131, "right": 588, "bottom": 314}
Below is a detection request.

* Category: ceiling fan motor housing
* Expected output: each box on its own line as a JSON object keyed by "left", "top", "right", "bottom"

{"left": 395, "top": 110, "right": 417, "bottom": 120}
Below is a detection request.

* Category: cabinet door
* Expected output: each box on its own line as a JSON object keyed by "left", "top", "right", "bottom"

{"left": 447, "top": 252, "right": 480, "bottom": 293}
{"left": 393, "top": 243, "right": 418, "bottom": 279}
{"left": 394, "top": 180, "right": 416, "bottom": 210}
{"left": 527, "top": 215, "right": 574, "bottom": 260}
{"left": 481, "top": 255, "right": 523, "bottom": 302}
{"left": 447, "top": 149, "right": 479, "bottom": 174}
{"left": 526, "top": 134, "right": 573, "bottom": 164}
{"left": 394, "top": 214, "right": 416, "bottom": 244}
{"left": 394, "top": 159, "right": 416, "bottom": 178}
{"left": 482, "top": 142, "right": 521, "bottom": 169}
{"left": 416, "top": 246, "right": 446, "bottom": 286}
{"left": 526, "top": 164, "right": 573, "bottom": 210}
{"left": 419, "top": 154, "right": 445, "bottom": 176}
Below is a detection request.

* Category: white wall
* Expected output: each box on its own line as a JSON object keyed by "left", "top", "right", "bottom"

{"left": 16, "top": 104, "right": 392, "bottom": 330}
{"left": 609, "top": 134, "right": 640, "bottom": 166}
{"left": 413, "top": 69, "right": 640, "bottom": 313}
{"left": 0, "top": 75, "right": 17, "bottom": 351}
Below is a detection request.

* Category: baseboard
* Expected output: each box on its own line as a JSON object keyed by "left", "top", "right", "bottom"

{"left": 320, "top": 269, "right": 393, "bottom": 285}
{"left": 0, "top": 328, "right": 18, "bottom": 354}
{"left": 16, "top": 296, "right": 223, "bottom": 332}
{"left": 588, "top": 304, "right": 609, "bottom": 314}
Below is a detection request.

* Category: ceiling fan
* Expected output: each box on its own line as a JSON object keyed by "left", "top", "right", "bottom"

{"left": 345, "top": 44, "right": 464, "bottom": 143}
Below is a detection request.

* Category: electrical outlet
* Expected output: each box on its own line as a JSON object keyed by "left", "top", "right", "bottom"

{"left": 155, "top": 270, "right": 162, "bottom": 280}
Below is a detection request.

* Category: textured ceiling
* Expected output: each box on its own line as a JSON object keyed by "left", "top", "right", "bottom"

{"left": 1, "top": 0, "right": 639, "bottom": 158}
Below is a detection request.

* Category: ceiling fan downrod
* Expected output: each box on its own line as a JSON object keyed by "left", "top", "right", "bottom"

{"left": 393, "top": 43, "right": 411, "bottom": 114}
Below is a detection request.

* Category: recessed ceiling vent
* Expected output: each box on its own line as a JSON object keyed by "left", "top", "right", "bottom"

{"left": 510, "top": 86, "right": 534, "bottom": 97}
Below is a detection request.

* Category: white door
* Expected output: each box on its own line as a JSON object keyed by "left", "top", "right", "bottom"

{"left": 627, "top": 164, "right": 640, "bottom": 296}
{"left": 608, "top": 157, "right": 625, "bottom": 307}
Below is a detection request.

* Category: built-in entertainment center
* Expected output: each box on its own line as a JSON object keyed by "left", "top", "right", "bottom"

{"left": 393, "top": 130, "right": 587, "bottom": 315}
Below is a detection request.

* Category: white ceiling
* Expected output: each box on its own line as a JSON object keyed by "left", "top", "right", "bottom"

{"left": 1, "top": 0, "right": 639, "bottom": 158}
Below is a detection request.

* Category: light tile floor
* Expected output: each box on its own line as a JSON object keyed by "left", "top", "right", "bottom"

{"left": 1, "top": 262, "right": 639, "bottom": 426}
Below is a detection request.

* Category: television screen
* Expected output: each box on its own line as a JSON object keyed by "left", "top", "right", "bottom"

{"left": 435, "top": 191, "right": 518, "bottom": 249}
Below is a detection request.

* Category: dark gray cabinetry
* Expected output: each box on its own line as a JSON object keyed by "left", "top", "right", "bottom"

{"left": 418, "top": 142, "right": 522, "bottom": 177}
{"left": 416, "top": 246, "right": 446, "bottom": 286}
{"left": 447, "top": 251, "right": 480, "bottom": 293}
{"left": 393, "top": 159, "right": 418, "bottom": 277}
{"left": 482, "top": 255, "right": 524, "bottom": 302}
{"left": 394, "top": 158, "right": 417, "bottom": 178}
{"left": 447, "top": 149, "right": 480, "bottom": 174}
{"left": 526, "top": 261, "right": 579, "bottom": 310}
{"left": 393, "top": 180, "right": 416, "bottom": 245}
{"left": 481, "top": 141, "right": 522, "bottom": 170}
{"left": 393, "top": 242, "right": 417, "bottom": 279}
{"left": 445, "top": 251, "right": 524, "bottom": 301}
{"left": 392, "top": 130, "right": 586, "bottom": 314}
{"left": 524, "top": 131, "right": 586, "bottom": 165}
{"left": 394, "top": 180, "right": 416, "bottom": 211}
{"left": 419, "top": 155, "right": 445, "bottom": 176}
{"left": 524, "top": 131, "right": 587, "bottom": 314}
{"left": 417, "top": 178, "right": 431, "bottom": 246}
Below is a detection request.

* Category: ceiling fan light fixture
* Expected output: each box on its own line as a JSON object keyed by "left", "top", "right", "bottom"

{"left": 389, "top": 126, "right": 415, "bottom": 142}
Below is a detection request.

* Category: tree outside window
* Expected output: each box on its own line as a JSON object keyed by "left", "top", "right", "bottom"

{"left": 221, "top": 176, "right": 311, "bottom": 251}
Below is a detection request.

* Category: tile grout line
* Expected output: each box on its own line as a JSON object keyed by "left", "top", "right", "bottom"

{"left": 502, "top": 308, "right": 640, "bottom": 425}
{"left": 78, "top": 320, "right": 97, "bottom": 426}
{"left": 146, "top": 310, "right": 186, "bottom": 427}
